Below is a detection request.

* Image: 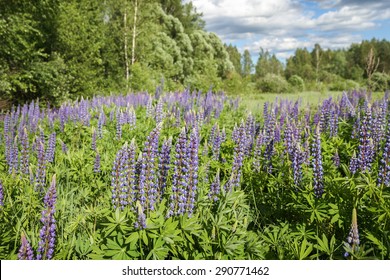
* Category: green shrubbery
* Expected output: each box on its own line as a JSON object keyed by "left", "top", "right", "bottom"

{"left": 256, "top": 74, "right": 290, "bottom": 93}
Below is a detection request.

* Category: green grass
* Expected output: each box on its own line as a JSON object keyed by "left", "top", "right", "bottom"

{"left": 235, "top": 91, "right": 385, "bottom": 114}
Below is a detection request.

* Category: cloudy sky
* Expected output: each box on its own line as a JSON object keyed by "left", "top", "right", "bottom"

{"left": 188, "top": 0, "right": 390, "bottom": 62}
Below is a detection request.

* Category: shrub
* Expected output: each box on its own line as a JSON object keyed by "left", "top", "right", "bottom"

{"left": 256, "top": 74, "right": 290, "bottom": 93}
{"left": 370, "top": 72, "right": 390, "bottom": 92}
{"left": 288, "top": 75, "right": 305, "bottom": 92}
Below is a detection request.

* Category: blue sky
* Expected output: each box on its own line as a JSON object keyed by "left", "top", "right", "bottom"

{"left": 188, "top": 0, "right": 390, "bottom": 62}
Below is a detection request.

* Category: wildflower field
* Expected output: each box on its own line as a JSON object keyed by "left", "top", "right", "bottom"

{"left": 1, "top": 89, "right": 390, "bottom": 260}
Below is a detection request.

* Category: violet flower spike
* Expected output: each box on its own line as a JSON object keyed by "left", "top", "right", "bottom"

{"left": 18, "top": 234, "right": 35, "bottom": 260}
{"left": 36, "top": 174, "right": 57, "bottom": 260}
{"left": 311, "top": 125, "right": 324, "bottom": 198}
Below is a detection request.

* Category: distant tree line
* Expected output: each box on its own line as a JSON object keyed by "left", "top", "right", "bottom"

{"left": 225, "top": 38, "right": 390, "bottom": 94}
{"left": 1, "top": 0, "right": 389, "bottom": 105}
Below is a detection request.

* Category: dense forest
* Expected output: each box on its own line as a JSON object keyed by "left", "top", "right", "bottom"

{"left": 1, "top": 0, "right": 389, "bottom": 105}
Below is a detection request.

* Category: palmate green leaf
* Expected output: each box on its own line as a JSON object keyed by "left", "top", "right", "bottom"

{"left": 292, "top": 238, "right": 313, "bottom": 260}
{"left": 125, "top": 232, "right": 139, "bottom": 245}
{"left": 365, "top": 231, "right": 388, "bottom": 258}
{"left": 146, "top": 238, "right": 169, "bottom": 260}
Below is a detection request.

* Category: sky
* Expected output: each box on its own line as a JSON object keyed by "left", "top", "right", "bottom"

{"left": 188, "top": 0, "right": 390, "bottom": 62}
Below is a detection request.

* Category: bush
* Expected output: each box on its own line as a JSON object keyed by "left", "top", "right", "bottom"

{"left": 370, "top": 72, "right": 390, "bottom": 92}
{"left": 256, "top": 74, "right": 290, "bottom": 93}
{"left": 288, "top": 75, "right": 305, "bottom": 92}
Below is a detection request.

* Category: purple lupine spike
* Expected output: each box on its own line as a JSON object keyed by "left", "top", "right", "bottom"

{"left": 0, "top": 179, "right": 3, "bottom": 207}
{"left": 168, "top": 128, "right": 189, "bottom": 217}
{"left": 225, "top": 121, "right": 246, "bottom": 191}
{"left": 311, "top": 125, "right": 324, "bottom": 198}
{"left": 208, "top": 169, "right": 221, "bottom": 202}
{"left": 349, "top": 154, "right": 359, "bottom": 175}
{"left": 97, "top": 111, "right": 105, "bottom": 138}
{"left": 128, "top": 107, "right": 136, "bottom": 129}
{"left": 36, "top": 174, "right": 57, "bottom": 260}
{"left": 138, "top": 125, "right": 161, "bottom": 212}
{"left": 155, "top": 98, "right": 164, "bottom": 124}
{"left": 292, "top": 142, "right": 304, "bottom": 188}
{"left": 333, "top": 150, "right": 340, "bottom": 167}
{"left": 116, "top": 109, "right": 122, "bottom": 140}
{"left": 372, "top": 107, "right": 385, "bottom": 151}
{"left": 284, "top": 119, "right": 294, "bottom": 158}
{"left": 253, "top": 130, "right": 265, "bottom": 172}
{"left": 357, "top": 104, "right": 374, "bottom": 172}
{"left": 185, "top": 128, "right": 199, "bottom": 216}
{"left": 94, "top": 153, "right": 101, "bottom": 173}
{"left": 18, "top": 234, "right": 35, "bottom": 260}
{"left": 20, "top": 127, "right": 30, "bottom": 175}
{"left": 134, "top": 202, "right": 147, "bottom": 229}
{"left": 35, "top": 140, "right": 46, "bottom": 192}
{"left": 126, "top": 139, "right": 137, "bottom": 209}
{"left": 45, "top": 132, "right": 56, "bottom": 163}
{"left": 158, "top": 137, "right": 172, "bottom": 200}
{"left": 146, "top": 96, "right": 154, "bottom": 118}
{"left": 344, "top": 208, "right": 360, "bottom": 258}
{"left": 212, "top": 124, "right": 222, "bottom": 161}
{"left": 111, "top": 145, "right": 128, "bottom": 210}
{"left": 377, "top": 125, "right": 390, "bottom": 186}
{"left": 10, "top": 137, "right": 19, "bottom": 174}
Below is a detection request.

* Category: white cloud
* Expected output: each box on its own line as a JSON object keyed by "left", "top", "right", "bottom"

{"left": 190, "top": 0, "right": 390, "bottom": 60}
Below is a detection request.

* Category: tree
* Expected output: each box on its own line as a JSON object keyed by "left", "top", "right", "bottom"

{"left": 242, "top": 49, "right": 253, "bottom": 77}
{"left": 225, "top": 44, "right": 242, "bottom": 75}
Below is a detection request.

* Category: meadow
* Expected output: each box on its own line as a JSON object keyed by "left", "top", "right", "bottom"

{"left": 0, "top": 89, "right": 389, "bottom": 260}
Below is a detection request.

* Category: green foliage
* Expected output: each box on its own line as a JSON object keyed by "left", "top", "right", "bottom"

{"left": 370, "top": 72, "right": 390, "bottom": 92}
{"left": 288, "top": 75, "right": 305, "bottom": 92}
{"left": 256, "top": 74, "right": 290, "bottom": 93}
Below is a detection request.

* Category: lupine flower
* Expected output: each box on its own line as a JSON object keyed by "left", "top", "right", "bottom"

{"left": 37, "top": 174, "right": 57, "bottom": 260}
{"left": 94, "top": 153, "right": 101, "bottom": 173}
{"left": 158, "top": 137, "right": 172, "bottom": 199}
{"left": 126, "top": 139, "right": 137, "bottom": 209}
{"left": 211, "top": 124, "right": 222, "bottom": 161}
{"left": 349, "top": 154, "right": 359, "bottom": 175}
{"left": 344, "top": 208, "right": 360, "bottom": 258}
{"left": 208, "top": 169, "right": 221, "bottom": 202}
{"left": 138, "top": 125, "right": 161, "bottom": 212}
{"left": 111, "top": 146, "right": 128, "bottom": 210}
{"left": 116, "top": 110, "right": 122, "bottom": 140}
{"left": 20, "top": 127, "right": 30, "bottom": 175}
{"left": 292, "top": 143, "right": 304, "bottom": 188}
{"left": 155, "top": 98, "right": 164, "bottom": 123}
{"left": 377, "top": 126, "right": 390, "bottom": 186}
{"left": 97, "top": 112, "right": 105, "bottom": 138}
{"left": 18, "top": 234, "right": 34, "bottom": 260}
{"left": 169, "top": 128, "right": 189, "bottom": 217}
{"left": 225, "top": 122, "right": 246, "bottom": 191}
{"left": 35, "top": 141, "right": 46, "bottom": 192}
{"left": 146, "top": 96, "right": 154, "bottom": 118}
{"left": 253, "top": 130, "right": 265, "bottom": 172}
{"left": 333, "top": 150, "right": 340, "bottom": 167}
{"left": 357, "top": 104, "right": 374, "bottom": 172}
{"left": 185, "top": 128, "right": 199, "bottom": 215}
{"left": 45, "top": 132, "right": 56, "bottom": 163}
{"left": 311, "top": 125, "right": 324, "bottom": 198}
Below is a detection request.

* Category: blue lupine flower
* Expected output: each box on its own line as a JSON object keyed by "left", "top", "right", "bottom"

{"left": 311, "top": 125, "right": 324, "bottom": 198}
{"left": 377, "top": 125, "right": 390, "bottom": 186}
{"left": 18, "top": 234, "right": 34, "bottom": 260}
{"left": 344, "top": 208, "right": 360, "bottom": 258}
{"left": 36, "top": 175, "right": 57, "bottom": 260}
